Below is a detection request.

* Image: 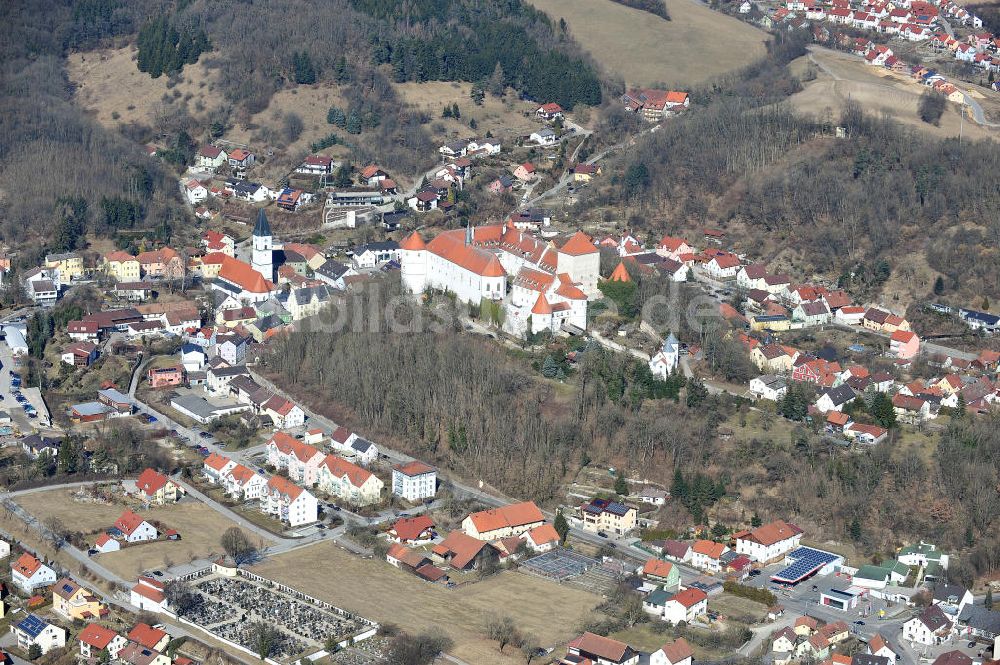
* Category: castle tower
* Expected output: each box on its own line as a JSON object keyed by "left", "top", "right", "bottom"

{"left": 251, "top": 208, "right": 274, "bottom": 282}
{"left": 399, "top": 231, "right": 428, "bottom": 294}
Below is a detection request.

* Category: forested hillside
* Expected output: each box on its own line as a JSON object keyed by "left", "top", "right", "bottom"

{"left": 586, "top": 33, "right": 1000, "bottom": 302}
{"left": 0, "top": 0, "right": 185, "bottom": 258}
{"left": 269, "top": 275, "right": 1000, "bottom": 584}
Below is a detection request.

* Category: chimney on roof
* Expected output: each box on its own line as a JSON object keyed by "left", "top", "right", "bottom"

{"left": 465, "top": 221, "right": 473, "bottom": 246}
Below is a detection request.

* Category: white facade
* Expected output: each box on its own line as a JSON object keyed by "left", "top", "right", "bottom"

{"left": 12, "top": 561, "right": 57, "bottom": 593}
{"left": 662, "top": 595, "right": 708, "bottom": 626}
{"left": 122, "top": 521, "right": 158, "bottom": 543}
{"left": 649, "top": 334, "right": 680, "bottom": 379}
{"left": 392, "top": 465, "right": 437, "bottom": 501}
{"left": 12, "top": 617, "right": 66, "bottom": 654}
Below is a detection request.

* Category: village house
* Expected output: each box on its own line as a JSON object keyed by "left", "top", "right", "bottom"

{"left": 562, "top": 632, "right": 639, "bottom": 665}
{"left": 662, "top": 588, "right": 709, "bottom": 625}
{"left": 11, "top": 553, "right": 56, "bottom": 593}
{"left": 130, "top": 577, "right": 168, "bottom": 613}
{"left": 389, "top": 515, "right": 436, "bottom": 544}
{"left": 749, "top": 374, "right": 788, "bottom": 401}
{"left": 431, "top": 531, "right": 494, "bottom": 571}
{"left": 536, "top": 102, "right": 564, "bottom": 120}
{"left": 524, "top": 524, "right": 561, "bottom": 552}
{"left": 132, "top": 468, "right": 183, "bottom": 504}
{"left": 734, "top": 520, "right": 803, "bottom": 562}
{"left": 45, "top": 252, "right": 84, "bottom": 281}
{"left": 392, "top": 461, "right": 437, "bottom": 501}
{"left": 462, "top": 501, "right": 545, "bottom": 540}
{"left": 890, "top": 329, "right": 920, "bottom": 359}
{"left": 61, "top": 341, "right": 98, "bottom": 367}
{"left": 114, "top": 510, "right": 158, "bottom": 543}
{"left": 650, "top": 638, "right": 694, "bottom": 665}
{"left": 903, "top": 604, "right": 952, "bottom": 645}
{"left": 78, "top": 624, "right": 127, "bottom": 660}
{"left": 11, "top": 614, "right": 66, "bottom": 655}
{"left": 690, "top": 540, "right": 729, "bottom": 572}
{"left": 641, "top": 559, "right": 681, "bottom": 591}
{"left": 579, "top": 498, "right": 638, "bottom": 536}
{"left": 52, "top": 578, "right": 107, "bottom": 621}
{"left": 196, "top": 145, "right": 228, "bottom": 170}
{"left": 221, "top": 464, "right": 267, "bottom": 501}
{"left": 203, "top": 452, "right": 237, "bottom": 484}
{"left": 147, "top": 365, "right": 184, "bottom": 389}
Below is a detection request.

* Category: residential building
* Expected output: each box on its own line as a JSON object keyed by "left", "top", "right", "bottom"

{"left": 203, "top": 452, "right": 236, "bottom": 483}
{"left": 563, "top": 632, "right": 639, "bottom": 665}
{"left": 524, "top": 524, "right": 560, "bottom": 552}
{"left": 641, "top": 559, "right": 681, "bottom": 591}
{"left": 45, "top": 252, "right": 84, "bottom": 281}
{"left": 147, "top": 365, "right": 183, "bottom": 388}
{"left": 133, "top": 468, "right": 183, "bottom": 504}
{"left": 261, "top": 475, "right": 318, "bottom": 526}
{"left": 11, "top": 615, "right": 65, "bottom": 655}
{"left": 749, "top": 374, "right": 788, "bottom": 401}
{"left": 266, "top": 432, "right": 325, "bottom": 485}
{"left": 735, "top": 520, "right": 803, "bottom": 562}
{"left": 221, "top": 464, "right": 267, "bottom": 501}
{"left": 114, "top": 510, "right": 157, "bottom": 543}
{"left": 316, "top": 454, "right": 384, "bottom": 506}
{"left": 352, "top": 241, "right": 400, "bottom": 269}
{"left": 902, "top": 604, "right": 952, "bottom": 645}
{"left": 690, "top": 540, "right": 728, "bottom": 571}
{"left": 431, "top": 531, "right": 493, "bottom": 571}
{"left": 650, "top": 638, "right": 693, "bottom": 665}
{"left": 78, "top": 624, "right": 126, "bottom": 660}
{"left": 662, "top": 588, "right": 709, "bottom": 625}
{"left": 649, "top": 334, "right": 680, "bottom": 379}
{"left": 462, "top": 501, "right": 545, "bottom": 540}
{"left": 579, "top": 498, "right": 638, "bottom": 536}
{"left": 897, "top": 542, "right": 949, "bottom": 570}
{"left": 389, "top": 515, "right": 436, "bottom": 544}
{"left": 392, "top": 461, "right": 437, "bottom": 501}
{"left": 11, "top": 553, "right": 56, "bottom": 593}
{"left": 130, "top": 577, "right": 168, "bottom": 613}
{"left": 196, "top": 145, "right": 228, "bottom": 170}
{"left": 52, "top": 577, "right": 107, "bottom": 621}
{"left": 103, "top": 251, "right": 142, "bottom": 283}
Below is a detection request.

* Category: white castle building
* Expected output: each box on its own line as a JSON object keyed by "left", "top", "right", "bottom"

{"left": 399, "top": 223, "right": 600, "bottom": 336}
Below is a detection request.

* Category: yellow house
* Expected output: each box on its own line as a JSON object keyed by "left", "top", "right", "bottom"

{"left": 751, "top": 344, "right": 795, "bottom": 373}
{"left": 196, "top": 253, "right": 226, "bottom": 280}
{"left": 52, "top": 577, "right": 106, "bottom": 620}
{"left": 579, "top": 498, "right": 638, "bottom": 536}
{"left": 103, "top": 251, "right": 141, "bottom": 282}
{"left": 750, "top": 315, "right": 791, "bottom": 332}
{"left": 45, "top": 252, "right": 84, "bottom": 281}
{"left": 572, "top": 164, "right": 601, "bottom": 182}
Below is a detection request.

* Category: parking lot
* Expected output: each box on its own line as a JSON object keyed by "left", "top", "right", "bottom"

{"left": 0, "top": 327, "right": 47, "bottom": 432}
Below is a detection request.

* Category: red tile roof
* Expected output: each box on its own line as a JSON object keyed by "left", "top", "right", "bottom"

{"left": 560, "top": 231, "right": 598, "bottom": 256}
{"left": 12, "top": 553, "right": 42, "bottom": 577}
{"left": 79, "top": 624, "right": 119, "bottom": 649}
{"left": 394, "top": 461, "right": 435, "bottom": 476}
{"left": 115, "top": 510, "right": 150, "bottom": 536}
{"left": 392, "top": 515, "right": 435, "bottom": 541}
{"left": 128, "top": 623, "right": 166, "bottom": 649}
{"left": 467, "top": 501, "right": 544, "bottom": 534}
{"left": 218, "top": 256, "right": 275, "bottom": 294}
{"left": 135, "top": 468, "right": 169, "bottom": 497}
{"left": 321, "top": 454, "right": 374, "bottom": 488}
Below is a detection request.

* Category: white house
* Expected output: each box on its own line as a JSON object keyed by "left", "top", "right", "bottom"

{"left": 93, "top": 534, "right": 120, "bottom": 554}
{"left": 130, "top": 576, "right": 169, "bottom": 613}
{"left": 662, "top": 588, "right": 709, "bottom": 625}
{"left": 11, "top": 553, "right": 57, "bottom": 593}
{"left": 690, "top": 540, "right": 728, "bottom": 572}
{"left": 11, "top": 614, "right": 66, "bottom": 655}
{"left": 735, "top": 520, "right": 803, "bottom": 562}
{"left": 203, "top": 452, "right": 237, "bottom": 484}
{"left": 392, "top": 461, "right": 437, "bottom": 501}
{"left": 348, "top": 437, "right": 379, "bottom": 466}
{"left": 114, "top": 510, "right": 157, "bottom": 543}
{"left": 184, "top": 180, "right": 208, "bottom": 205}
{"left": 649, "top": 334, "right": 680, "bottom": 379}
{"left": 749, "top": 374, "right": 788, "bottom": 401}
{"left": 351, "top": 241, "right": 400, "bottom": 269}
{"left": 222, "top": 464, "right": 268, "bottom": 501}
{"left": 651, "top": 638, "right": 694, "bottom": 665}
{"left": 180, "top": 343, "right": 206, "bottom": 372}
{"left": 529, "top": 128, "right": 559, "bottom": 146}
{"left": 902, "top": 605, "right": 952, "bottom": 646}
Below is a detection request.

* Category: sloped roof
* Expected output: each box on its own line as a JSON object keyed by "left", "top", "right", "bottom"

{"left": 467, "top": 501, "right": 544, "bottom": 534}
{"left": 560, "top": 231, "right": 598, "bottom": 256}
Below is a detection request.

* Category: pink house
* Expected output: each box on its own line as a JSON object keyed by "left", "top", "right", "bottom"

{"left": 266, "top": 432, "right": 325, "bottom": 486}
{"left": 890, "top": 329, "right": 920, "bottom": 359}
{"left": 147, "top": 365, "right": 184, "bottom": 388}
{"left": 513, "top": 163, "right": 536, "bottom": 182}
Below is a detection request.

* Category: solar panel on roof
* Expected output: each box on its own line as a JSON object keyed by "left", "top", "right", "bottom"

{"left": 18, "top": 614, "right": 47, "bottom": 638}
{"left": 771, "top": 547, "right": 840, "bottom": 584}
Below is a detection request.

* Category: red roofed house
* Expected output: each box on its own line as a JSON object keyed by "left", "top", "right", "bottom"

{"left": 391, "top": 461, "right": 437, "bottom": 501}
{"left": 734, "top": 520, "right": 803, "bottom": 562}
{"left": 11, "top": 554, "right": 56, "bottom": 593}
{"left": 78, "top": 624, "right": 126, "bottom": 660}
{"left": 130, "top": 577, "right": 168, "bottom": 613}
{"left": 462, "top": 501, "right": 546, "bottom": 540}
{"left": 651, "top": 637, "right": 694, "bottom": 665}
{"left": 641, "top": 559, "right": 681, "bottom": 591}
{"left": 704, "top": 252, "right": 742, "bottom": 280}
{"left": 524, "top": 523, "right": 561, "bottom": 552}
{"left": 432, "top": 531, "right": 494, "bottom": 570}
{"left": 296, "top": 154, "right": 334, "bottom": 176}
{"left": 563, "top": 632, "right": 639, "bottom": 665}
{"left": 128, "top": 623, "right": 169, "bottom": 651}
{"left": 536, "top": 102, "right": 564, "bottom": 119}
{"left": 690, "top": 540, "right": 729, "bottom": 572}
{"left": 114, "top": 510, "right": 157, "bottom": 543}
{"left": 890, "top": 329, "right": 920, "bottom": 359}
{"left": 513, "top": 162, "right": 536, "bottom": 182}
{"left": 389, "top": 515, "right": 435, "bottom": 544}
{"left": 131, "top": 468, "right": 184, "bottom": 505}
{"left": 196, "top": 145, "right": 227, "bottom": 170}
{"left": 227, "top": 148, "right": 255, "bottom": 170}
{"left": 93, "top": 533, "right": 120, "bottom": 554}
{"left": 663, "top": 587, "right": 709, "bottom": 625}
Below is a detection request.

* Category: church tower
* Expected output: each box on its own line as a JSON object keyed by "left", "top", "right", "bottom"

{"left": 251, "top": 208, "right": 274, "bottom": 282}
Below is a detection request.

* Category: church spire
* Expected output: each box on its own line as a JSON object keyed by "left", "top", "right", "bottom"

{"left": 254, "top": 208, "right": 271, "bottom": 238}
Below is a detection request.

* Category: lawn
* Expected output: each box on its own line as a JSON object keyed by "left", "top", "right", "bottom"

{"left": 708, "top": 592, "right": 768, "bottom": 623}
{"left": 252, "top": 542, "right": 603, "bottom": 664}
{"left": 23, "top": 489, "right": 246, "bottom": 580}
{"left": 528, "top": 0, "right": 768, "bottom": 88}
{"left": 610, "top": 623, "right": 736, "bottom": 661}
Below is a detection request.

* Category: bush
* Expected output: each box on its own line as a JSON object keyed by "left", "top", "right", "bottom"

{"left": 723, "top": 581, "right": 776, "bottom": 606}
{"left": 918, "top": 91, "right": 946, "bottom": 126}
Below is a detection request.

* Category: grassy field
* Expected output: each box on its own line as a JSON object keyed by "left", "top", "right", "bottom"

{"left": 24, "top": 489, "right": 243, "bottom": 580}
{"left": 790, "top": 48, "right": 997, "bottom": 142}
{"left": 709, "top": 593, "right": 768, "bottom": 622}
{"left": 528, "top": 0, "right": 768, "bottom": 87}
{"left": 253, "top": 542, "right": 602, "bottom": 664}
{"left": 610, "top": 623, "right": 734, "bottom": 661}
{"left": 67, "top": 47, "right": 222, "bottom": 128}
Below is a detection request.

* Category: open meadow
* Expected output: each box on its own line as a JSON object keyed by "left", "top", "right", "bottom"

{"left": 252, "top": 542, "right": 603, "bottom": 664}
{"left": 790, "top": 47, "right": 997, "bottom": 142}
{"left": 528, "top": 0, "right": 768, "bottom": 87}
{"left": 24, "top": 488, "right": 243, "bottom": 580}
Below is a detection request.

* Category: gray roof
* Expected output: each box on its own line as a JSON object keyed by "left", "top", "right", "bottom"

{"left": 933, "top": 581, "right": 970, "bottom": 604}
{"left": 208, "top": 365, "right": 249, "bottom": 378}
{"left": 253, "top": 208, "right": 271, "bottom": 237}
{"left": 959, "top": 605, "right": 1000, "bottom": 634}
{"left": 317, "top": 261, "right": 350, "bottom": 281}
{"left": 351, "top": 438, "right": 376, "bottom": 454}
{"left": 822, "top": 384, "right": 856, "bottom": 407}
